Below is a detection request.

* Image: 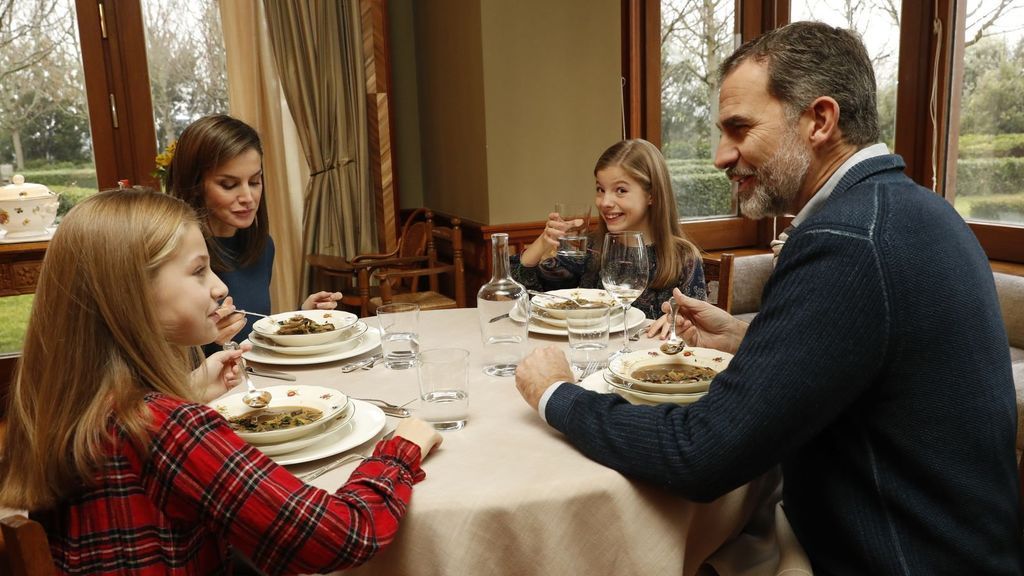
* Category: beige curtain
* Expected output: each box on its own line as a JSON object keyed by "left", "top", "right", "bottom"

{"left": 262, "top": 0, "right": 375, "bottom": 297}
{"left": 218, "top": 1, "right": 307, "bottom": 312}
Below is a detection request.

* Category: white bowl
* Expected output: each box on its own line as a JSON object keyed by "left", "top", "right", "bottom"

{"left": 605, "top": 371, "right": 708, "bottom": 405}
{"left": 252, "top": 310, "right": 358, "bottom": 347}
{"left": 210, "top": 384, "right": 350, "bottom": 444}
{"left": 608, "top": 347, "right": 732, "bottom": 394}
{"left": 0, "top": 176, "right": 60, "bottom": 238}
{"left": 530, "top": 288, "right": 618, "bottom": 320}
{"left": 249, "top": 321, "right": 368, "bottom": 356}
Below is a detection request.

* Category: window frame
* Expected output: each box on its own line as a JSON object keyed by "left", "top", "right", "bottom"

{"left": 627, "top": 0, "right": 1024, "bottom": 262}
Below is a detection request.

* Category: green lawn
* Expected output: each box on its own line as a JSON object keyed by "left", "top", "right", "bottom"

{"left": 0, "top": 294, "right": 33, "bottom": 354}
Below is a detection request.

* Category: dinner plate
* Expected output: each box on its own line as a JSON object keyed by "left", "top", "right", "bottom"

{"left": 249, "top": 321, "right": 368, "bottom": 356}
{"left": 210, "top": 384, "right": 350, "bottom": 444}
{"left": 576, "top": 369, "right": 706, "bottom": 406}
{"left": 608, "top": 347, "right": 731, "bottom": 393}
{"left": 271, "top": 399, "right": 386, "bottom": 466}
{"left": 255, "top": 400, "right": 358, "bottom": 456}
{"left": 512, "top": 305, "right": 645, "bottom": 336}
{"left": 242, "top": 327, "right": 382, "bottom": 366}
{"left": 530, "top": 306, "right": 624, "bottom": 329}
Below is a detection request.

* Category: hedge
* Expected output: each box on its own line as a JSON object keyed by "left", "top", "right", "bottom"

{"left": 958, "top": 133, "right": 1024, "bottom": 159}
{"left": 19, "top": 168, "right": 98, "bottom": 191}
{"left": 955, "top": 157, "right": 1024, "bottom": 196}
{"left": 968, "top": 196, "right": 1024, "bottom": 224}
{"left": 671, "top": 172, "right": 733, "bottom": 217}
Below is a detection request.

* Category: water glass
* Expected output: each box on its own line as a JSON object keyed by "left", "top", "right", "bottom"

{"left": 555, "top": 202, "right": 592, "bottom": 257}
{"left": 565, "top": 304, "right": 611, "bottom": 370}
{"left": 376, "top": 303, "right": 420, "bottom": 369}
{"left": 417, "top": 348, "right": 470, "bottom": 430}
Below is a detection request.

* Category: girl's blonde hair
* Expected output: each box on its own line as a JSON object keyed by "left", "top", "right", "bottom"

{"left": 594, "top": 139, "right": 701, "bottom": 289}
{"left": 0, "top": 189, "right": 203, "bottom": 510}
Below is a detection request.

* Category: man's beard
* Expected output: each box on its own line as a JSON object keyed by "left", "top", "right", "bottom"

{"left": 728, "top": 125, "right": 811, "bottom": 219}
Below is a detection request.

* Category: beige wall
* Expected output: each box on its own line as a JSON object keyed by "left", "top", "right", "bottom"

{"left": 395, "top": 0, "right": 621, "bottom": 225}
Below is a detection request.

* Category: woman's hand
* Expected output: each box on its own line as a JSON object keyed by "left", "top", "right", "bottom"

{"left": 392, "top": 418, "right": 444, "bottom": 461}
{"left": 191, "top": 344, "right": 250, "bottom": 403}
{"left": 646, "top": 288, "right": 748, "bottom": 354}
{"left": 212, "top": 296, "right": 246, "bottom": 345}
{"left": 519, "top": 212, "right": 584, "bottom": 267}
{"left": 302, "top": 291, "right": 343, "bottom": 311}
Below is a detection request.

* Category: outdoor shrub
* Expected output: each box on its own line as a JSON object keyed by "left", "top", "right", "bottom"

{"left": 970, "top": 196, "right": 1024, "bottom": 224}
{"left": 21, "top": 168, "right": 98, "bottom": 191}
{"left": 955, "top": 157, "right": 1024, "bottom": 196}
{"left": 959, "top": 133, "right": 1024, "bottom": 158}
{"left": 50, "top": 185, "right": 97, "bottom": 218}
{"left": 673, "top": 172, "right": 733, "bottom": 217}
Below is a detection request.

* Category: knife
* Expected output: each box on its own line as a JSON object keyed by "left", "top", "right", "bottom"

{"left": 245, "top": 367, "right": 297, "bottom": 381}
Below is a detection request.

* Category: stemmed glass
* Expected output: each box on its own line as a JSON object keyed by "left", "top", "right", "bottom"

{"left": 600, "top": 231, "right": 649, "bottom": 356}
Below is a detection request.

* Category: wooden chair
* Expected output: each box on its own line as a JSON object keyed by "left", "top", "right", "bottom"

{"left": 374, "top": 216, "right": 465, "bottom": 312}
{"left": 0, "top": 514, "right": 56, "bottom": 576}
{"left": 702, "top": 253, "right": 735, "bottom": 313}
{"left": 306, "top": 208, "right": 435, "bottom": 317}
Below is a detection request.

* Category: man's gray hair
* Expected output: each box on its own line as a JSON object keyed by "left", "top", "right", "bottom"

{"left": 718, "top": 21, "right": 880, "bottom": 146}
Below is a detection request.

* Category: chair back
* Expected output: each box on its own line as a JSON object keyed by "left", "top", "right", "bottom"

{"left": 0, "top": 514, "right": 56, "bottom": 576}
{"left": 391, "top": 208, "right": 434, "bottom": 293}
{"left": 702, "top": 253, "right": 734, "bottom": 313}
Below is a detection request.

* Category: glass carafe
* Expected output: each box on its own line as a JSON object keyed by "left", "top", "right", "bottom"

{"left": 477, "top": 233, "right": 530, "bottom": 376}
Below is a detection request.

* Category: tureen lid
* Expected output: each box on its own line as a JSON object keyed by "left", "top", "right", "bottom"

{"left": 0, "top": 174, "right": 54, "bottom": 200}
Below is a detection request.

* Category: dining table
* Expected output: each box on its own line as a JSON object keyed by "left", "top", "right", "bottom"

{"left": 236, "top": 307, "right": 811, "bottom": 576}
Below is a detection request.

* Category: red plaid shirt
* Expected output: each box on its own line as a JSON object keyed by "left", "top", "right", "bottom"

{"left": 33, "top": 393, "right": 425, "bottom": 575}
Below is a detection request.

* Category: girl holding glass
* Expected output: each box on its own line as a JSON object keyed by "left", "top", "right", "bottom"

{"left": 511, "top": 139, "right": 708, "bottom": 323}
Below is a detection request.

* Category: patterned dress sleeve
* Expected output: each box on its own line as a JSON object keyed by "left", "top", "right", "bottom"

{"left": 145, "top": 398, "right": 424, "bottom": 575}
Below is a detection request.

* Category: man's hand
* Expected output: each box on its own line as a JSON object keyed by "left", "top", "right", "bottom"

{"left": 666, "top": 288, "right": 748, "bottom": 353}
{"left": 515, "top": 346, "right": 574, "bottom": 411}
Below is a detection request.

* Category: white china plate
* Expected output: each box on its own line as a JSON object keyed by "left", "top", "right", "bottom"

{"left": 513, "top": 305, "right": 644, "bottom": 336}
{"left": 249, "top": 321, "right": 368, "bottom": 356}
{"left": 211, "top": 385, "right": 349, "bottom": 444}
{"left": 608, "top": 346, "right": 732, "bottom": 393}
{"left": 577, "top": 369, "right": 706, "bottom": 406}
{"left": 530, "top": 288, "right": 619, "bottom": 320}
{"left": 271, "top": 399, "right": 386, "bottom": 466}
{"left": 242, "top": 328, "right": 382, "bottom": 366}
{"left": 255, "top": 401, "right": 358, "bottom": 456}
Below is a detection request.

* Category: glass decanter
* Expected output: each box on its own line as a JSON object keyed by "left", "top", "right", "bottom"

{"left": 477, "top": 233, "right": 530, "bottom": 376}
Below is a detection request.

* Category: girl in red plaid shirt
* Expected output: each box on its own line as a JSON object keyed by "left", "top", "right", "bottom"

{"left": 0, "top": 189, "right": 443, "bottom": 575}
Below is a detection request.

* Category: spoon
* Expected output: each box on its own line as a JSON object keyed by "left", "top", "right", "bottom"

{"left": 660, "top": 298, "right": 685, "bottom": 355}
{"left": 223, "top": 342, "right": 272, "bottom": 408}
{"left": 230, "top": 309, "right": 270, "bottom": 319}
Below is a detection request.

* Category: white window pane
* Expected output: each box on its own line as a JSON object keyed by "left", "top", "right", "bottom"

{"left": 953, "top": 0, "right": 1024, "bottom": 225}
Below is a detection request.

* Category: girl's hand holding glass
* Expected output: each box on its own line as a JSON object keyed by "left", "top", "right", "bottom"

{"left": 519, "top": 211, "right": 583, "bottom": 267}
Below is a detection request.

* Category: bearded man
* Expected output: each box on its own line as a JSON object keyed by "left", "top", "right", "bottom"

{"left": 514, "top": 21, "right": 1021, "bottom": 574}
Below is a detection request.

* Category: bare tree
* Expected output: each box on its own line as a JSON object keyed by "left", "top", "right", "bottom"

{"left": 0, "top": 0, "right": 78, "bottom": 169}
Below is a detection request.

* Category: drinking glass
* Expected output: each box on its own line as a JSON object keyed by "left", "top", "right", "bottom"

{"left": 554, "top": 202, "right": 593, "bottom": 257}
{"left": 565, "top": 303, "right": 611, "bottom": 370}
{"left": 417, "top": 348, "right": 470, "bottom": 430}
{"left": 600, "top": 231, "right": 649, "bottom": 356}
{"left": 376, "top": 303, "right": 420, "bottom": 369}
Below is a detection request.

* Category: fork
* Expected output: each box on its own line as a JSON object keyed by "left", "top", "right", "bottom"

{"left": 298, "top": 453, "right": 366, "bottom": 482}
{"left": 578, "top": 360, "right": 603, "bottom": 380}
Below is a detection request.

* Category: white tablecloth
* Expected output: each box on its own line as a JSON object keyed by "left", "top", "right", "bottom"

{"left": 241, "top": 308, "right": 809, "bottom": 576}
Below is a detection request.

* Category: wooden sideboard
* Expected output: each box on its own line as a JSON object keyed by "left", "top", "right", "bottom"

{"left": 0, "top": 240, "right": 48, "bottom": 297}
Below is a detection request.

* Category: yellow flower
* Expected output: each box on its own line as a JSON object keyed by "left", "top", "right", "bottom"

{"left": 152, "top": 140, "right": 176, "bottom": 189}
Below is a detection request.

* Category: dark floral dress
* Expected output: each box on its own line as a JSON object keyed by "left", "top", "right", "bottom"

{"left": 510, "top": 244, "right": 707, "bottom": 319}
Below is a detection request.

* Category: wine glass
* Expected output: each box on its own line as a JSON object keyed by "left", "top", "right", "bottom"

{"left": 600, "top": 231, "right": 649, "bottom": 356}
